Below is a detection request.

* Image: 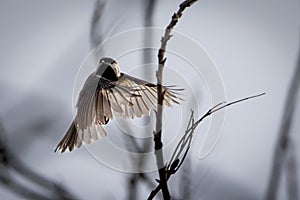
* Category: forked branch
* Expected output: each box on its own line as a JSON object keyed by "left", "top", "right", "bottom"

{"left": 148, "top": 93, "right": 265, "bottom": 200}
{"left": 154, "top": 0, "right": 198, "bottom": 199}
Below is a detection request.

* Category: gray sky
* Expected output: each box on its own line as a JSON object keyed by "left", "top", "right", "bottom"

{"left": 0, "top": 0, "right": 299, "bottom": 199}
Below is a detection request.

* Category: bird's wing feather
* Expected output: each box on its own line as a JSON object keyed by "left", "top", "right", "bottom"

{"left": 76, "top": 73, "right": 182, "bottom": 144}
{"left": 55, "top": 72, "right": 182, "bottom": 153}
{"left": 114, "top": 73, "right": 183, "bottom": 118}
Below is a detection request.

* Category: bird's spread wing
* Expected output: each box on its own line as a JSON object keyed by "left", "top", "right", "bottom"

{"left": 77, "top": 72, "right": 182, "bottom": 125}
{"left": 55, "top": 73, "right": 182, "bottom": 152}
{"left": 115, "top": 73, "right": 182, "bottom": 118}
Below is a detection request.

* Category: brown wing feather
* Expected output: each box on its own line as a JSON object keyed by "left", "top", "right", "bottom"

{"left": 116, "top": 73, "right": 182, "bottom": 118}
{"left": 55, "top": 72, "right": 183, "bottom": 153}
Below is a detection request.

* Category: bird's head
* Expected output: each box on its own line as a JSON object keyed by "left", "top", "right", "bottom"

{"left": 96, "top": 57, "right": 121, "bottom": 81}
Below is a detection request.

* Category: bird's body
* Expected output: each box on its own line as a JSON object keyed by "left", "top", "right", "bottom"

{"left": 55, "top": 57, "right": 181, "bottom": 153}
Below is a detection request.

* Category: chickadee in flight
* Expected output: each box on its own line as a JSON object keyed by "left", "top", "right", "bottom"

{"left": 55, "top": 57, "right": 182, "bottom": 153}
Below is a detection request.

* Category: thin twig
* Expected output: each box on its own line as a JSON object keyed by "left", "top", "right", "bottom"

{"left": 154, "top": 1, "right": 198, "bottom": 199}
{"left": 148, "top": 93, "right": 265, "bottom": 199}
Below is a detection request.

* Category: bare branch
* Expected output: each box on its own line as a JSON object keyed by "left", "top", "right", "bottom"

{"left": 148, "top": 93, "right": 265, "bottom": 199}
{"left": 154, "top": 1, "right": 198, "bottom": 199}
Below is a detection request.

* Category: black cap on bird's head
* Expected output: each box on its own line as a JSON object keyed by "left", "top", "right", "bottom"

{"left": 96, "top": 57, "right": 121, "bottom": 81}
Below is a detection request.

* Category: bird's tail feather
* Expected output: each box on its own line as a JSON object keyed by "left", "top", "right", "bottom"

{"left": 54, "top": 121, "right": 82, "bottom": 153}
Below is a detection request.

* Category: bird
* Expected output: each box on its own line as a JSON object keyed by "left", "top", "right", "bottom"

{"left": 55, "top": 57, "right": 182, "bottom": 153}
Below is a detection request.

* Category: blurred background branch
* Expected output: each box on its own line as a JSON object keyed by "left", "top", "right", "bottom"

{"left": 0, "top": 118, "right": 79, "bottom": 200}
{"left": 0, "top": 0, "right": 298, "bottom": 199}
{"left": 125, "top": 1, "right": 157, "bottom": 200}
{"left": 90, "top": 0, "right": 106, "bottom": 48}
{"left": 265, "top": 34, "right": 300, "bottom": 200}
{"left": 286, "top": 142, "right": 299, "bottom": 200}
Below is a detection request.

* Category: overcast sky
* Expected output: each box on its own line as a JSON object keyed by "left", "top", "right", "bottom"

{"left": 0, "top": 0, "right": 299, "bottom": 199}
